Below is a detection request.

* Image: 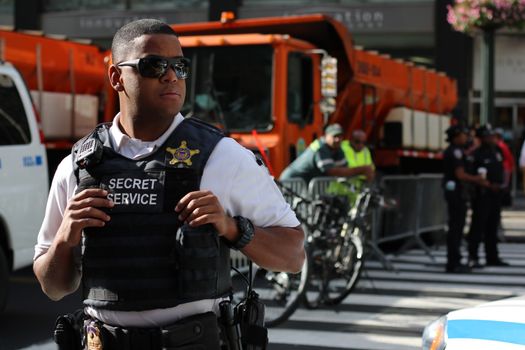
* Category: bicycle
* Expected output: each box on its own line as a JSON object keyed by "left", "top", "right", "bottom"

{"left": 303, "top": 183, "right": 383, "bottom": 308}
{"left": 248, "top": 179, "right": 387, "bottom": 327}
{"left": 303, "top": 179, "right": 396, "bottom": 309}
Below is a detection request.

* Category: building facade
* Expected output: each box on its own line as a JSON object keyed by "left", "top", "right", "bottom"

{"left": 2, "top": 0, "right": 524, "bottom": 151}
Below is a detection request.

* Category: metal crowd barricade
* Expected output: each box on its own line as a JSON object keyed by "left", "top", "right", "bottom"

{"left": 377, "top": 174, "right": 446, "bottom": 262}
{"left": 416, "top": 174, "right": 447, "bottom": 247}
{"left": 307, "top": 176, "right": 337, "bottom": 199}
{"left": 278, "top": 177, "right": 308, "bottom": 218}
{"left": 378, "top": 175, "right": 420, "bottom": 243}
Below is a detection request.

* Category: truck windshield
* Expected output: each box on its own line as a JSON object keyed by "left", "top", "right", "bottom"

{"left": 181, "top": 45, "right": 273, "bottom": 132}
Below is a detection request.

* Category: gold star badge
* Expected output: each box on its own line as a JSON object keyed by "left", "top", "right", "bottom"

{"left": 166, "top": 141, "right": 200, "bottom": 167}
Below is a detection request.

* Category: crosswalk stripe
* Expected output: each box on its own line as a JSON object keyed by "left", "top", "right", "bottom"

{"left": 266, "top": 243, "right": 525, "bottom": 349}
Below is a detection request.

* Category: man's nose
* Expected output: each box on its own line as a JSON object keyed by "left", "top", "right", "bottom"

{"left": 161, "top": 65, "right": 179, "bottom": 83}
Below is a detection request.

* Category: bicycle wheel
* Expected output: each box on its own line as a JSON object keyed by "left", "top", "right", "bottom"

{"left": 302, "top": 233, "right": 333, "bottom": 310}
{"left": 322, "top": 227, "right": 365, "bottom": 306}
{"left": 252, "top": 256, "right": 309, "bottom": 328}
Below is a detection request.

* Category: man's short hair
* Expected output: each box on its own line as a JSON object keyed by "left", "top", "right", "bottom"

{"left": 352, "top": 129, "right": 366, "bottom": 140}
{"left": 111, "top": 19, "right": 178, "bottom": 63}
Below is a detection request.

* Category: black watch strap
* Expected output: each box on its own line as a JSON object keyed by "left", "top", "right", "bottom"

{"left": 231, "top": 216, "right": 255, "bottom": 250}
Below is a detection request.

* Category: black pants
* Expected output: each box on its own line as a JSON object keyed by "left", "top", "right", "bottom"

{"left": 445, "top": 191, "right": 467, "bottom": 268}
{"left": 468, "top": 191, "right": 502, "bottom": 263}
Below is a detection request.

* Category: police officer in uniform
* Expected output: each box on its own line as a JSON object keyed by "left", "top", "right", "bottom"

{"left": 33, "top": 19, "right": 305, "bottom": 349}
{"left": 468, "top": 125, "right": 509, "bottom": 268}
{"left": 280, "top": 123, "right": 373, "bottom": 184}
{"left": 443, "top": 125, "right": 488, "bottom": 273}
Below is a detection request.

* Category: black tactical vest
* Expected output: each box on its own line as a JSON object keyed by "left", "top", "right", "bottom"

{"left": 72, "top": 118, "right": 232, "bottom": 311}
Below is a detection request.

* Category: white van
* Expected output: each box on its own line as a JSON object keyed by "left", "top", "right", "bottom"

{"left": 0, "top": 61, "right": 48, "bottom": 311}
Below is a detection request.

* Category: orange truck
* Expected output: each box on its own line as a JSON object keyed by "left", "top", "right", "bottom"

{"left": 172, "top": 13, "right": 458, "bottom": 175}
{"left": 0, "top": 13, "right": 457, "bottom": 177}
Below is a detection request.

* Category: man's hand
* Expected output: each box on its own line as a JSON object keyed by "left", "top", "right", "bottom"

{"left": 34, "top": 188, "right": 113, "bottom": 300}
{"left": 490, "top": 183, "right": 502, "bottom": 192}
{"left": 175, "top": 190, "right": 238, "bottom": 241}
{"left": 362, "top": 165, "right": 375, "bottom": 182}
{"left": 476, "top": 176, "right": 490, "bottom": 187}
{"left": 56, "top": 188, "right": 113, "bottom": 248}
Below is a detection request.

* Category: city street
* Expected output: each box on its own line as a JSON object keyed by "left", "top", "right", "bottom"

{"left": 1, "top": 1, "right": 525, "bottom": 349}
{"left": 2, "top": 208, "right": 525, "bottom": 350}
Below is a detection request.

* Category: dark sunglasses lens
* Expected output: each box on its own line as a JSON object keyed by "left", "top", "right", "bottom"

{"left": 138, "top": 57, "right": 190, "bottom": 79}
{"left": 172, "top": 58, "right": 190, "bottom": 79}
{"left": 139, "top": 57, "right": 169, "bottom": 78}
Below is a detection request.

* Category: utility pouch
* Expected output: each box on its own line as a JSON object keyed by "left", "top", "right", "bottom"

{"left": 53, "top": 309, "right": 84, "bottom": 350}
{"left": 236, "top": 290, "right": 268, "bottom": 350}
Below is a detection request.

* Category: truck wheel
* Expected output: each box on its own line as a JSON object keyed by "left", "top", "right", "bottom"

{"left": 0, "top": 248, "right": 8, "bottom": 312}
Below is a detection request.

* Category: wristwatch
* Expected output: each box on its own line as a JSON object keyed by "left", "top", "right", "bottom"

{"left": 230, "top": 216, "right": 255, "bottom": 250}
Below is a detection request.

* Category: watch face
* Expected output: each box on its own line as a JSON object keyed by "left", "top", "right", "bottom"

{"left": 234, "top": 216, "right": 254, "bottom": 249}
{"left": 239, "top": 216, "right": 254, "bottom": 234}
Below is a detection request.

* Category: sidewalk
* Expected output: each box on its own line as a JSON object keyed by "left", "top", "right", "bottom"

{"left": 502, "top": 194, "right": 525, "bottom": 243}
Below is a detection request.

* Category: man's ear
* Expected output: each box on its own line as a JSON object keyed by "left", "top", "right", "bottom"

{"left": 109, "top": 65, "right": 124, "bottom": 92}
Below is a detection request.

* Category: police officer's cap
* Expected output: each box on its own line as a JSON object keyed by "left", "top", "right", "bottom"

{"left": 475, "top": 124, "right": 495, "bottom": 138}
{"left": 445, "top": 125, "right": 468, "bottom": 140}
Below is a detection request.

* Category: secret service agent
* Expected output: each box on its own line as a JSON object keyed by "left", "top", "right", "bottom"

{"left": 33, "top": 18, "right": 304, "bottom": 350}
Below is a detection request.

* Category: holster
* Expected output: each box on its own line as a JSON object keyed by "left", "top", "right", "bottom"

{"left": 54, "top": 309, "right": 85, "bottom": 350}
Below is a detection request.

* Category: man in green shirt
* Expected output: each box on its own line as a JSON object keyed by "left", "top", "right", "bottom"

{"left": 280, "top": 124, "right": 374, "bottom": 184}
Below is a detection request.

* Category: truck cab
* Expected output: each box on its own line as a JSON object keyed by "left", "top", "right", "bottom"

{"left": 179, "top": 34, "right": 324, "bottom": 176}
{"left": 0, "top": 61, "right": 49, "bottom": 311}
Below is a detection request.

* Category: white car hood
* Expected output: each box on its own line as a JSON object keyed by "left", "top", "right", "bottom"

{"left": 446, "top": 296, "right": 525, "bottom": 349}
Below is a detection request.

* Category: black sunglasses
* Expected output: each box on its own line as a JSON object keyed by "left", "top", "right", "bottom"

{"left": 117, "top": 55, "right": 191, "bottom": 80}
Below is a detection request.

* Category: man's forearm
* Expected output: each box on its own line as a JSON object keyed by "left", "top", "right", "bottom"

{"left": 241, "top": 225, "right": 305, "bottom": 273}
{"left": 33, "top": 241, "right": 81, "bottom": 301}
{"left": 327, "top": 166, "right": 369, "bottom": 178}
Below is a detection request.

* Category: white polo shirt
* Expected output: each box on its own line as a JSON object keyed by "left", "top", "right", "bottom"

{"left": 34, "top": 113, "right": 299, "bottom": 327}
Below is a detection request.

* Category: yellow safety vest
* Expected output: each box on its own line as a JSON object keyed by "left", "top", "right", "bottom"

{"left": 341, "top": 140, "right": 374, "bottom": 169}
{"left": 327, "top": 140, "right": 374, "bottom": 205}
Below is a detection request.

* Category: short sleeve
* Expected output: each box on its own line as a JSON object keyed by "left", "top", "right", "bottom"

{"left": 201, "top": 138, "right": 300, "bottom": 228}
{"left": 450, "top": 148, "right": 465, "bottom": 170}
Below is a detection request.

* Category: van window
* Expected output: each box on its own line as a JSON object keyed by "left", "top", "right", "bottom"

{"left": 287, "top": 52, "right": 313, "bottom": 126}
{"left": 0, "top": 74, "right": 31, "bottom": 145}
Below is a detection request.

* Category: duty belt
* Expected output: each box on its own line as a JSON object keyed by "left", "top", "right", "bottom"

{"left": 84, "top": 311, "right": 221, "bottom": 350}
